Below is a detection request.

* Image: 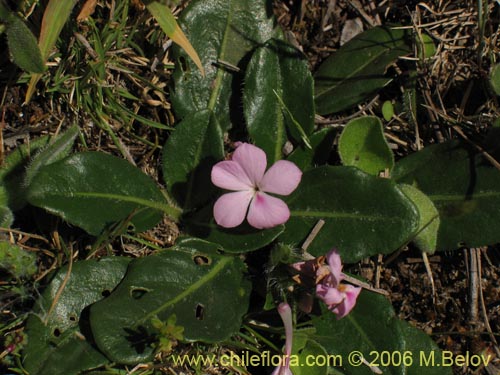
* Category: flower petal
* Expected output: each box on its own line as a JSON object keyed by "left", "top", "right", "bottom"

{"left": 333, "top": 285, "right": 362, "bottom": 319}
{"left": 259, "top": 160, "right": 302, "bottom": 195}
{"left": 247, "top": 192, "right": 290, "bottom": 229}
{"left": 232, "top": 143, "right": 267, "bottom": 186}
{"left": 211, "top": 160, "right": 253, "bottom": 191}
{"left": 316, "top": 283, "right": 344, "bottom": 307}
{"left": 325, "top": 249, "right": 343, "bottom": 285}
{"left": 213, "top": 191, "right": 253, "bottom": 228}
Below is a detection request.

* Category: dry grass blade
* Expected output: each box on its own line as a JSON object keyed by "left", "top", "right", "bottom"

{"left": 25, "top": 0, "right": 78, "bottom": 102}
{"left": 145, "top": 1, "right": 205, "bottom": 76}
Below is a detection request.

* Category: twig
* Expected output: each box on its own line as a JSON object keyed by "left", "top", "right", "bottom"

{"left": 43, "top": 245, "right": 74, "bottom": 325}
{"left": 452, "top": 125, "right": 500, "bottom": 171}
{"left": 468, "top": 248, "right": 479, "bottom": 324}
{"left": 476, "top": 248, "right": 500, "bottom": 358}
{"left": 422, "top": 252, "right": 437, "bottom": 304}
{"left": 301, "top": 219, "right": 325, "bottom": 257}
{"left": 343, "top": 274, "right": 389, "bottom": 296}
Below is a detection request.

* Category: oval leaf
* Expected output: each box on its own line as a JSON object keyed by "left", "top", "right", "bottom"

{"left": 244, "top": 39, "right": 315, "bottom": 163}
{"left": 280, "top": 166, "right": 419, "bottom": 263}
{"left": 162, "top": 110, "right": 224, "bottom": 210}
{"left": 312, "top": 292, "right": 452, "bottom": 375}
{"left": 314, "top": 26, "right": 411, "bottom": 115}
{"left": 170, "top": 0, "right": 275, "bottom": 130}
{"left": 6, "top": 14, "right": 46, "bottom": 73}
{"left": 338, "top": 116, "right": 394, "bottom": 175}
{"left": 90, "top": 248, "right": 251, "bottom": 364}
{"left": 27, "top": 152, "right": 172, "bottom": 235}
{"left": 23, "top": 257, "right": 130, "bottom": 375}
{"left": 399, "top": 184, "right": 440, "bottom": 254}
{"left": 393, "top": 140, "right": 500, "bottom": 250}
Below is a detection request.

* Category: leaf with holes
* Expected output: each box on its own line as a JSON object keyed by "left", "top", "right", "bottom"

{"left": 170, "top": 0, "right": 276, "bottom": 130}
{"left": 338, "top": 116, "right": 394, "bottom": 175}
{"left": 26, "top": 152, "right": 175, "bottom": 235}
{"left": 90, "top": 246, "right": 251, "bottom": 364}
{"left": 162, "top": 110, "right": 224, "bottom": 209}
{"left": 393, "top": 140, "right": 500, "bottom": 250}
{"left": 314, "top": 26, "right": 411, "bottom": 115}
{"left": 243, "top": 39, "right": 314, "bottom": 163}
{"left": 22, "top": 257, "right": 130, "bottom": 375}
{"left": 280, "top": 166, "right": 419, "bottom": 263}
{"left": 312, "top": 292, "right": 451, "bottom": 375}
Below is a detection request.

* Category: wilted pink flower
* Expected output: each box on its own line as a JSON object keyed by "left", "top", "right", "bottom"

{"left": 291, "top": 249, "right": 361, "bottom": 319}
{"left": 211, "top": 143, "right": 302, "bottom": 229}
{"left": 272, "top": 302, "right": 293, "bottom": 375}
{"left": 316, "top": 250, "right": 361, "bottom": 319}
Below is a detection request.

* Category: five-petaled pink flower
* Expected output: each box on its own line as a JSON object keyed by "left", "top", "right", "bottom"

{"left": 211, "top": 143, "right": 302, "bottom": 229}
{"left": 272, "top": 302, "right": 294, "bottom": 375}
{"left": 316, "top": 250, "right": 361, "bottom": 318}
{"left": 292, "top": 249, "right": 361, "bottom": 319}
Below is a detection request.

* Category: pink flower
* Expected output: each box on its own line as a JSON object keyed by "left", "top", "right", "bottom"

{"left": 291, "top": 249, "right": 361, "bottom": 319}
{"left": 316, "top": 250, "right": 361, "bottom": 319}
{"left": 211, "top": 143, "right": 302, "bottom": 229}
{"left": 272, "top": 303, "right": 293, "bottom": 375}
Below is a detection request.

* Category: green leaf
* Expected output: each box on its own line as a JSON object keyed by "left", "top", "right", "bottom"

{"left": 338, "top": 116, "right": 394, "bottom": 175}
{"left": 162, "top": 110, "right": 224, "bottom": 210}
{"left": 24, "top": 125, "right": 79, "bottom": 187}
{"left": 399, "top": 184, "right": 440, "bottom": 254}
{"left": 0, "top": 185, "right": 13, "bottom": 227}
{"left": 243, "top": 39, "right": 314, "bottom": 163}
{"left": 184, "top": 205, "right": 284, "bottom": 253}
{"left": 170, "top": 0, "right": 276, "bottom": 130}
{"left": 0, "top": 135, "right": 51, "bottom": 211}
{"left": 23, "top": 257, "right": 130, "bottom": 375}
{"left": 314, "top": 26, "right": 411, "bottom": 115}
{"left": 280, "top": 166, "right": 419, "bottom": 263}
{"left": 490, "top": 63, "right": 500, "bottom": 96}
{"left": 27, "top": 152, "right": 174, "bottom": 236}
{"left": 0, "top": 241, "right": 37, "bottom": 278}
{"left": 382, "top": 100, "right": 394, "bottom": 121}
{"left": 287, "top": 128, "right": 337, "bottom": 171}
{"left": 90, "top": 247, "right": 251, "bottom": 364}
{"left": 25, "top": 0, "right": 79, "bottom": 102}
{"left": 416, "top": 32, "right": 436, "bottom": 60}
{"left": 1, "top": 127, "right": 78, "bottom": 212}
{"left": 5, "top": 14, "right": 46, "bottom": 73}
{"left": 393, "top": 140, "right": 500, "bottom": 250}
{"left": 291, "top": 333, "right": 328, "bottom": 375}
{"left": 313, "top": 292, "right": 451, "bottom": 375}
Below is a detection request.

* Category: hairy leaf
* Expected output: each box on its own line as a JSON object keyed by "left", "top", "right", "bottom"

{"left": 23, "top": 257, "right": 130, "bottom": 375}
{"left": 244, "top": 39, "right": 314, "bottom": 163}
{"left": 338, "top": 116, "right": 394, "bottom": 175}
{"left": 170, "top": 0, "right": 276, "bottom": 130}
{"left": 280, "top": 166, "right": 419, "bottom": 262}
{"left": 162, "top": 110, "right": 224, "bottom": 210}
{"left": 393, "top": 140, "right": 500, "bottom": 250}
{"left": 90, "top": 247, "right": 250, "bottom": 364}
{"left": 314, "top": 26, "right": 411, "bottom": 115}
{"left": 27, "top": 152, "right": 173, "bottom": 235}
